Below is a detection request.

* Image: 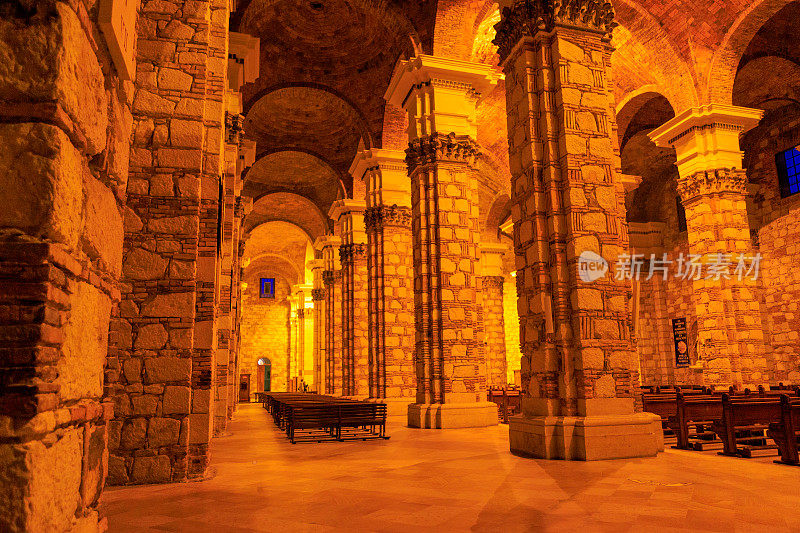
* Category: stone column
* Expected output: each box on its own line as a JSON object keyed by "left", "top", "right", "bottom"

{"left": 493, "top": 0, "right": 662, "bottom": 459}
{"left": 213, "top": 32, "right": 258, "bottom": 435}
{"left": 0, "top": 0, "right": 130, "bottom": 526}
{"left": 288, "top": 294, "right": 299, "bottom": 389}
{"left": 351, "top": 149, "right": 416, "bottom": 414}
{"left": 109, "top": 0, "right": 234, "bottom": 484}
{"left": 480, "top": 243, "right": 509, "bottom": 388}
{"left": 330, "top": 200, "right": 370, "bottom": 398}
{"left": 385, "top": 55, "right": 500, "bottom": 428}
{"left": 315, "top": 236, "right": 343, "bottom": 395}
{"left": 229, "top": 193, "right": 252, "bottom": 411}
{"left": 650, "top": 105, "right": 765, "bottom": 389}
{"left": 292, "top": 284, "right": 314, "bottom": 387}
{"left": 309, "top": 259, "right": 326, "bottom": 393}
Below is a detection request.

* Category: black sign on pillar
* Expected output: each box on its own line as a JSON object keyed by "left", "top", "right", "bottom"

{"left": 672, "top": 318, "right": 690, "bottom": 367}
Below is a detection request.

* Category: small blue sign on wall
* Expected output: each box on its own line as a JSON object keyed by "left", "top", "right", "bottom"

{"left": 260, "top": 278, "right": 275, "bottom": 299}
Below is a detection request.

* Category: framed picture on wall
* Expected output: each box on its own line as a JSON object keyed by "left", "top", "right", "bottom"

{"left": 260, "top": 278, "right": 275, "bottom": 299}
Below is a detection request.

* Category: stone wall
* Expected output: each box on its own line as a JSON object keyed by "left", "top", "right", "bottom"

{"left": 0, "top": 0, "right": 130, "bottom": 528}
{"left": 239, "top": 277, "right": 291, "bottom": 393}
{"left": 759, "top": 209, "right": 800, "bottom": 383}
{"left": 482, "top": 276, "right": 507, "bottom": 387}
{"left": 503, "top": 279, "right": 522, "bottom": 385}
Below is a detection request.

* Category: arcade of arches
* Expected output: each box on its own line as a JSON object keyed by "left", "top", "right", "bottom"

{"left": 2, "top": 0, "right": 800, "bottom": 530}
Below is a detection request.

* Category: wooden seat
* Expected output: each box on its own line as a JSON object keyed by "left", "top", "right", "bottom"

{"left": 766, "top": 394, "right": 800, "bottom": 465}
{"left": 712, "top": 394, "right": 783, "bottom": 457}
{"left": 264, "top": 393, "right": 390, "bottom": 444}
{"left": 667, "top": 393, "right": 723, "bottom": 450}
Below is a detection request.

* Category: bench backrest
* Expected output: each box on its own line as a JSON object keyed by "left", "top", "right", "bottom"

{"left": 678, "top": 393, "right": 722, "bottom": 420}
{"left": 721, "top": 394, "right": 782, "bottom": 426}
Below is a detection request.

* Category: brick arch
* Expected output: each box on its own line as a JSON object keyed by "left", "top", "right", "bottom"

{"left": 707, "top": 0, "right": 798, "bottom": 105}
{"left": 245, "top": 192, "right": 330, "bottom": 241}
{"left": 242, "top": 82, "right": 374, "bottom": 148}
{"left": 612, "top": 0, "right": 699, "bottom": 112}
{"left": 242, "top": 220, "right": 314, "bottom": 286}
{"left": 616, "top": 88, "right": 676, "bottom": 153}
{"left": 244, "top": 253, "right": 303, "bottom": 286}
{"left": 243, "top": 147, "right": 347, "bottom": 212}
{"left": 482, "top": 191, "right": 512, "bottom": 242}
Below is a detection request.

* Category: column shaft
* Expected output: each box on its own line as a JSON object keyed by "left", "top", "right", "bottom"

{"left": 482, "top": 276, "right": 508, "bottom": 387}
{"left": 494, "top": 0, "right": 661, "bottom": 459}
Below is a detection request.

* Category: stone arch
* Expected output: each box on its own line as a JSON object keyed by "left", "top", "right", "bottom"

{"left": 482, "top": 192, "right": 512, "bottom": 243}
{"left": 244, "top": 192, "right": 330, "bottom": 241}
{"left": 242, "top": 221, "right": 314, "bottom": 287}
{"left": 707, "top": 0, "right": 799, "bottom": 105}
{"left": 245, "top": 253, "right": 303, "bottom": 285}
{"left": 243, "top": 148, "right": 346, "bottom": 213}
{"left": 616, "top": 89, "right": 676, "bottom": 153}
{"left": 242, "top": 82, "right": 374, "bottom": 149}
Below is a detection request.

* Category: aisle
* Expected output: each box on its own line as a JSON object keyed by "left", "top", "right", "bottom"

{"left": 103, "top": 403, "right": 800, "bottom": 532}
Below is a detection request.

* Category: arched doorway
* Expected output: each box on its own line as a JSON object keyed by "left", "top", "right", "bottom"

{"left": 257, "top": 358, "right": 272, "bottom": 392}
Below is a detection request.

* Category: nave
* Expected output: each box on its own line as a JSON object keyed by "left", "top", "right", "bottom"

{"left": 104, "top": 404, "right": 800, "bottom": 532}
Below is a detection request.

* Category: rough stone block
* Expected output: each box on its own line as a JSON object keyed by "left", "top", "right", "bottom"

{"left": 131, "top": 455, "right": 171, "bottom": 484}
{"left": 60, "top": 282, "right": 112, "bottom": 401}
{"left": 147, "top": 417, "right": 180, "bottom": 447}
{"left": 0, "top": 3, "right": 107, "bottom": 152}
{"left": 163, "top": 386, "right": 191, "bottom": 414}
{"left": 144, "top": 357, "right": 191, "bottom": 384}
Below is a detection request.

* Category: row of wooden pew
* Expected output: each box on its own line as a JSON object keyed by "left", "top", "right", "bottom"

{"left": 488, "top": 387, "right": 522, "bottom": 423}
{"left": 261, "top": 392, "right": 389, "bottom": 444}
{"left": 642, "top": 384, "right": 800, "bottom": 465}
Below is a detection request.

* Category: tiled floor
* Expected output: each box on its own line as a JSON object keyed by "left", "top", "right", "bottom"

{"left": 104, "top": 404, "right": 800, "bottom": 532}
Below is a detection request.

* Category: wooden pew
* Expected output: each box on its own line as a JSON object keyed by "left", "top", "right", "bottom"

{"left": 642, "top": 393, "right": 678, "bottom": 436}
{"left": 667, "top": 393, "right": 722, "bottom": 450}
{"left": 338, "top": 403, "right": 388, "bottom": 441}
{"left": 712, "top": 394, "right": 783, "bottom": 457}
{"left": 767, "top": 394, "right": 800, "bottom": 466}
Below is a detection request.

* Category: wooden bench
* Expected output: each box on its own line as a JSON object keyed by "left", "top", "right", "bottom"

{"left": 712, "top": 394, "right": 783, "bottom": 457}
{"left": 667, "top": 393, "right": 723, "bottom": 450}
{"left": 265, "top": 393, "right": 389, "bottom": 444}
{"left": 766, "top": 394, "right": 800, "bottom": 465}
{"left": 338, "top": 403, "right": 388, "bottom": 441}
{"left": 488, "top": 388, "right": 521, "bottom": 423}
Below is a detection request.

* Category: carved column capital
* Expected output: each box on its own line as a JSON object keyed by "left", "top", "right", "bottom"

{"left": 322, "top": 270, "right": 340, "bottom": 286}
{"left": 677, "top": 168, "right": 748, "bottom": 204}
{"left": 339, "top": 243, "right": 366, "bottom": 265}
{"left": 405, "top": 133, "right": 481, "bottom": 169}
{"left": 311, "top": 288, "right": 326, "bottom": 301}
{"left": 482, "top": 275, "right": 506, "bottom": 291}
{"left": 364, "top": 205, "right": 413, "bottom": 231}
{"left": 493, "top": 0, "right": 617, "bottom": 62}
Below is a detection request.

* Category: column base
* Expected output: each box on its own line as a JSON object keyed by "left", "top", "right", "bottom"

{"left": 408, "top": 402, "right": 498, "bottom": 429}
{"left": 366, "top": 397, "right": 414, "bottom": 417}
{"left": 508, "top": 412, "right": 663, "bottom": 461}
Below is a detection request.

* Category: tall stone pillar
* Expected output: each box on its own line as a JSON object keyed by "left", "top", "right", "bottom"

{"left": 650, "top": 105, "right": 765, "bottom": 388}
{"left": 309, "top": 259, "right": 327, "bottom": 393}
{"left": 351, "top": 149, "right": 416, "bottom": 414}
{"left": 315, "top": 236, "right": 343, "bottom": 395}
{"left": 330, "top": 200, "right": 369, "bottom": 398}
{"left": 0, "top": 0, "right": 130, "bottom": 526}
{"left": 288, "top": 293, "right": 299, "bottom": 389}
{"left": 385, "top": 56, "right": 500, "bottom": 428}
{"left": 292, "top": 284, "right": 314, "bottom": 388}
{"left": 229, "top": 192, "right": 252, "bottom": 411}
{"left": 493, "top": 0, "right": 662, "bottom": 459}
{"left": 108, "top": 0, "right": 234, "bottom": 483}
{"left": 480, "top": 243, "right": 509, "bottom": 388}
{"left": 214, "top": 33, "right": 258, "bottom": 435}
